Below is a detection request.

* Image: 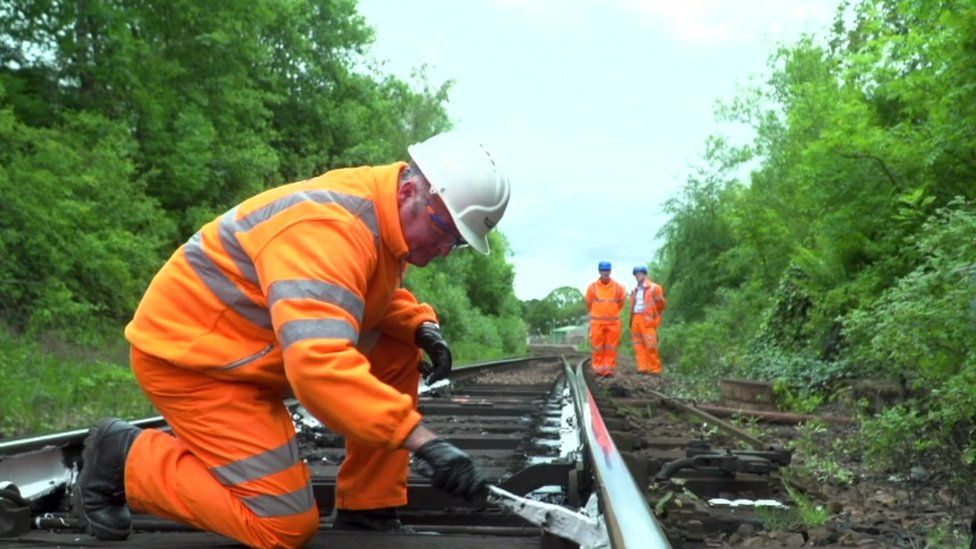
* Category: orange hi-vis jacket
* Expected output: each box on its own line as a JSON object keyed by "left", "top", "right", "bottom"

{"left": 125, "top": 162, "right": 433, "bottom": 450}
{"left": 631, "top": 280, "right": 666, "bottom": 327}
{"left": 585, "top": 279, "right": 627, "bottom": 323}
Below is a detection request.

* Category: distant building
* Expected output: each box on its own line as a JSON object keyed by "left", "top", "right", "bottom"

{"left": 556, "top": 325, "right": 587, "bottom": 347}
{"left": 527, "top": 324, "right": 587, "bottom": 348}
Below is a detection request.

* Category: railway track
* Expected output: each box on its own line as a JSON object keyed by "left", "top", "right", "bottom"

{"left": 0, "top": 356, "right": 792, "bottom": 548}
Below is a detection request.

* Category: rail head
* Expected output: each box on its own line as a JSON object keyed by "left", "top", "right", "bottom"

{"left": 563, "top": 357, "right": 672, "bottom": 549}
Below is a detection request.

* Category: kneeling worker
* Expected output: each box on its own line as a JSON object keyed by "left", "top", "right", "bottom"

{"left": 73, "top": 131, "right": 512, "bottom": 548}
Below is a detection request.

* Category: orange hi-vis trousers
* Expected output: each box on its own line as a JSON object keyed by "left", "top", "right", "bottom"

{"left": 631, "top": 314, "right": 661, "bottom": 374}
{"left": 125, "top": 335, "right": 421, "bottom": 549}
{"left": 589, "top": 320, "right": 622, "bottom": 375}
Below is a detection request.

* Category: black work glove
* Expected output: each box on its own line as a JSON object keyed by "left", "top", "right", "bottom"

{"left": 415, "top": 322, "right": 452, "bottom": 384}
{"left": 414, "top": 439, "right": 487, "bottom": 500}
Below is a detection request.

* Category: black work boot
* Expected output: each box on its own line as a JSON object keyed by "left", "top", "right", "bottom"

{"left": 332, "top": 507, "right": 414, "bottom": 533}
{"left": 73, "top": 418, "right": 142, "bottom": 540}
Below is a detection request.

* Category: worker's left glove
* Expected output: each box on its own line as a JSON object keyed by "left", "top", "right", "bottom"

{"left": 415, "top": 322, "right": 452, "bottom": 384}
{"left": 414, "top": 439, "right": 487, "bottom": 501}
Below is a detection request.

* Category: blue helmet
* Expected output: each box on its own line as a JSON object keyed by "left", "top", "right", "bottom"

{"left": 598, "top": 261, "right": 612, "bottom": 271}
{"left": 633, "top": 265, "right": 648, "bottom": 275}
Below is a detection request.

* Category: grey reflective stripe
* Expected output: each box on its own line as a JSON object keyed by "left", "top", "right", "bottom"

{"left": 279, "top": 318, "right": 359, "bottom": 349}
{"left": 218, "top": 207, "right": 259, "bottom": 285}
{"left": 184, "top": 233, "right": 273, "bottom": 330}
{"left": 211, "top": 439, "right": 301, "bottom": 486}
{"left": 356, "top": 203, "right": 380, "bottom": 251}
{"left": 221, "top": 343, "right": 275, "bottom": 371}
{"left": 590, "top": 315, "right": 620, "bottom": 321}
{"left": 356, "top": 329, "right": 382, "bottom": 353}
{"left": 236, "top": 189, "right": 380, "bottom": 248}
{"left": 241, "top": 485, "right": 315, "bottom": 517}
{"left": 268, "top": 280, "right": 364, "bottom": 325}
{"left": 187, "top": 189, "right": 380, "bottom": 332}
{"left": 217, "top": 191, "right": 379, "bottom": 285}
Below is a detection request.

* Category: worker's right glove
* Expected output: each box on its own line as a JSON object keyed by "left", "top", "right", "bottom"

{"left": 414, "top": 439, "right": 487, "bottom": 501}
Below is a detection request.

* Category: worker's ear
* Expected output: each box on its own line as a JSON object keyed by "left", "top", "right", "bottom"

{"left": 397, "top": 177, "right": 420, "bottom": 204}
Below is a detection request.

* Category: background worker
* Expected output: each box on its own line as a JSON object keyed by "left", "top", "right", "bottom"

{"left": 73, "top": 131, "right": 511, "bottom": 548}
{"left": 630, "top": 265, "right": 667, "bottom": 375}
{"left": 584, "top": 261, "right": 627, "bottom": 377}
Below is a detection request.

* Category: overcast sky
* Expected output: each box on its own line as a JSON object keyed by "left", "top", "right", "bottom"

{"left": 357, "top": 0, "right": 842, "bottom": 300}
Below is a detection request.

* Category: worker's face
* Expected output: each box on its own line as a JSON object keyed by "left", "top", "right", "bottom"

{"left": 400, "top": 183, "right": 466, "bottom": 267}
{"left": 635, "top": 272, "right": 647, "bottom": 284}
{"left": 599, "top": 269, "right": 611, "bottom": 282}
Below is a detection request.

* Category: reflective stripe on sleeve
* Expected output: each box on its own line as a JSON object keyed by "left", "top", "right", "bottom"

{"left": 278, "top": 318, "right": 359, "bottom": 349}
{"left": 268, "top": 280, "right": 364, "bottom": 326}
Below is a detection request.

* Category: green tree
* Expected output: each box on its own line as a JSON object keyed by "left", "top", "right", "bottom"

{"left": 522, "top": 286, "right": 586, "bottom": 335}
{"left": 0, "top": 83, "right": 172, "bottom": 332}
{"left": 407, "top": 232, "right": 527, "bottom": 361}
{"left": 0, "top": 0, "right": 459, "bottom": 335}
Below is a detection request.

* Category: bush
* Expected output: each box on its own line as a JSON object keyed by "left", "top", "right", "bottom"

{"left": 845, "top": 201, "right": 976, "bottom": 385}
{"left": 849, "top": 201, "right": 976, "bottom": 497}
{"left": 743, "top": 344, "right": 855, "bottom": 388}
{"left": 860, "top": 363, "right": 976, "bottom": 497}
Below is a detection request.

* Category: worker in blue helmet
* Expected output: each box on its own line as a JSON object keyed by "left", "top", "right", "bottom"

{"left": 629, "top": 265, "right": 666, "bottom": 375}
{"left": 584, "top": 262, "right": 626, "bottom": 377}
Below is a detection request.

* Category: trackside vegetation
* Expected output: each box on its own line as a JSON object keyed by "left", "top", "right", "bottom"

{"left": 0, "top": 0, "right": 525, "bottom": 438}
{"left": 2, "top": 0, "right": 974, "bottom": 512}
{"left": 654, "top": 0, "right": 976, "bottom": 498}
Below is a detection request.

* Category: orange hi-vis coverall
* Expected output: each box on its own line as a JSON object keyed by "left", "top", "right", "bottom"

{"left": 123, "top": 162, "right": 435, "bottom": 549}
{"left": 630, "top": 280, "right": 667, "bottom": 374}
{"left": 585, "top": 278, "right": 627, "bottom": 375}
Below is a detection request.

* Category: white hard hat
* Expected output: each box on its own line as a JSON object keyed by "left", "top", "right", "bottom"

{"left": 408, "top": 131, "right": 511, "bottom": 254}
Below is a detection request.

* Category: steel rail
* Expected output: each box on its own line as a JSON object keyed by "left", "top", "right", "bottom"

{"left": 448, "top": 356, "right": 538, "bottom": 378}
{"left": 643, "top": 389, "right": 765, "bottom": 450}
{"left": 0, "top": 417, "right": 169, "bottom": 502}
{"left": 0, "top": 416, "right": 167, "bottom": 455}
{"left": 564, "top": 357, "right": 672, "bottom": 549}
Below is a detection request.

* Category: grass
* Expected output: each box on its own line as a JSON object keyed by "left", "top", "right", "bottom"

{"left": 0, "top": 327, "right": 155, "bottom": 438}
{"left": 756, "top": 482, "right": 829, "bottom": 530}
{"left": 924, "top": 519, "right": 972, "bottom": 548}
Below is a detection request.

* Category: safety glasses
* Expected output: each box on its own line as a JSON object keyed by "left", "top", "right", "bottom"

{"left": 424, "top": 197, "right": 467, "bottom": 249}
